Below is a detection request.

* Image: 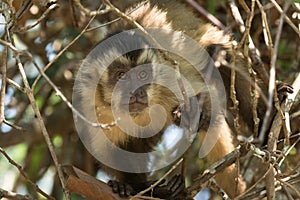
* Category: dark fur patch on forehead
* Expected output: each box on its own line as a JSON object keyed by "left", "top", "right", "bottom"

{"left": 125, "top": 49, "right": 144, "bottom": 63}
{"left": 101, "top": 30, "right": 153, "bottom": 54}
{"left": 93, "top": 31, "right": 160, "bottom": 79}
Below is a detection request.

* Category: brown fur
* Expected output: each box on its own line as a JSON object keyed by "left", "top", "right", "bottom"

{"left": 77, "top": 0, "right": 249, "bottom": 198}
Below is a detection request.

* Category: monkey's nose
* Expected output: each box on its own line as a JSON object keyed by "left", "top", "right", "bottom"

{"left": 133, "top": 87, "right": 147, "bottom": 98}
{"left": 129, "top": 87, "right": 147, "bottom": 104}
{"left": 130, "top": 88, "right": 146, "bottom": 98}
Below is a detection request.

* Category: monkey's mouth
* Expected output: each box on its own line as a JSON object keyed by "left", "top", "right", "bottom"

{"left": 128, "top": 102, "right": 148, "bottom": 113}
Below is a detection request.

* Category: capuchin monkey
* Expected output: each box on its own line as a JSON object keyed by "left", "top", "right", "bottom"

{"left": 73, "top": 0, "right": 272, "bottom": 198}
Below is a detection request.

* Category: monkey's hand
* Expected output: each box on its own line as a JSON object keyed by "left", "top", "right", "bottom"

{"left": 108, "top": 180, "right": 135, "bottom": 197}
{"left": 152, "top": 175, "right": 191, "bottom": 200}
{"left": 276, "top": 81, "right": 294, "bottom": 102}
{"left": 174, "top": 96, "right": 200, "bottom": 134}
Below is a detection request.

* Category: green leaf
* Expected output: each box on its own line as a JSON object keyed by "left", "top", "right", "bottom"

{"left": 288, "top": 147, "right": 297, "bottom": 155}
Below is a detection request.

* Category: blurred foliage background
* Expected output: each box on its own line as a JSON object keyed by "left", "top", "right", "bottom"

{"left": 0, "top": 0, "right": 299, "bottom": 199}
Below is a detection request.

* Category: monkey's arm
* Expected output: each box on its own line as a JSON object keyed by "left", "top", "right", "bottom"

{"left": 197, "top": 114, "right": 246, "bottom": 198}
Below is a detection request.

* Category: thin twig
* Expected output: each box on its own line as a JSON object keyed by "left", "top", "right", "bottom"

{"left": 15, "top": 0, "right": 33, "bottom": 21}
{"left": 230, "top": 46, "right": 241, "bottom": 134}
{"left": 0, "top": 39, "right": 28, "bottom": 55}
{"left": 102, "top": 0, "right": 158, "bottom": 48}
{"left": 86, "top": 18, "right": 120, "bottom": 32}
{"left": 0, "top": 38, "right": 7, "bottom": 127}
{"left": 5, "top": 77, "right": 26, "bottom": 93}
{"left": 69, "top": 0, "right": 79, "bottom": 27}
{"left": 270, "top": 0, "right": 300, "bottom": 38}
{"left": 73, "top": 0, "right": 111, "bottom": 17}
{"left": 281, "top": 184, "right": 294, "bottom": 200}
{"left": 0, "top": 147, "right": 54, "bottom": 200}
{"left": 185, "top": 0, "right": 226, "bottom": 30}
{"left": 12, "top": 3, "right": 59, "bottom": 33}
{"left": 290, "top": 110, "right": 300, "bottom": 119}
{"left": 239, "top": 0, "right": 255, "bottom": 48}
{"left": 3, "top": 119, "right": 25, "bottom": 131}
{"left": 85, "top": 1, "right": 150, "bottom": 32}
{"left": 0, "top": 188, "right": 35, "bottom": 200}
{"left": 238, "top": 0, "right": 251, "bottom": 13}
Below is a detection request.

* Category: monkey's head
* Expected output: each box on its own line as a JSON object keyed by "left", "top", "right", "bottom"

{"left": 76, "top": 31, "right": 183, "bottom": 144}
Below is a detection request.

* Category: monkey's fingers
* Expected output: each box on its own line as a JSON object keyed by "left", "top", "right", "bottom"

{"left": 276, "top": 81, "right": 294, "bottom": 102}
{"left": 277, "top": 83, "right": 294, "bottom": 94}
{"left": 167, "top": 174, "right": 182, "bottom": 192}
{"left": 153, "top": 175, "right": 186, "bottom": 199}
{"left": 167, "top": 174, "right": 186, "bottom": 197}
{"left": 108, "top": 180, "right": 134, "bottom": 197}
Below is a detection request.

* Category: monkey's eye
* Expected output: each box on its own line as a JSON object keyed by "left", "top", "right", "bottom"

{"left": 116, "top": 71, "right": 128, "bottom": 81}
{"left": 137, "top": 70, "right": 149, "bottom": 81}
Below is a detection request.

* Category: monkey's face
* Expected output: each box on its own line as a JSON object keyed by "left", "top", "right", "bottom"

{"left": 97, "top": 48, "right": 165, "bottom": 116}
{"left": 92, "top": 46, "right": 182, "bottom": 141}
{"left": 104, "top": 59, "right": 152, "bottom": 114}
